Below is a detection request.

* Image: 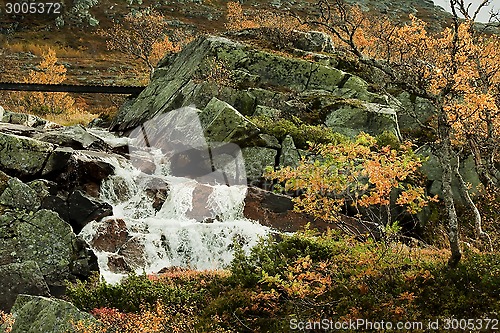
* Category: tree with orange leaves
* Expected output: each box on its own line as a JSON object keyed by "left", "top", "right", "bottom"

{"left": 299, "top": 0, "right": 499, "bottom": 266}
{"left": 98, "top": 9, "right": 180, "bottom": 79}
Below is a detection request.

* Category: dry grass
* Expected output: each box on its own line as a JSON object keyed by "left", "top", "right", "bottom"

{"left": 3, "top": 41, "right": 84, "bottom": 58}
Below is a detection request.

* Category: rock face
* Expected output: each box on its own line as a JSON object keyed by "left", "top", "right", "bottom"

{"left": 109, "top": 35, "right": 395, "bottom": 182}
{"left": 0, "top": 116, "right": 122, "bottom": 309}
{"left": 10, "top": 295, "right": 96, "bottom": 333}
{"left": 0, "top": 261, "right": 50, "bottom": 312}
{"left": 0, "top": 209, "right": 98, "bottom": 293}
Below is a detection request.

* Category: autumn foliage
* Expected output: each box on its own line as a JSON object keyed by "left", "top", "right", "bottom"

{"left": 97, "top": 9, "right": 181, "bottom": 79}
{"left": 4, "top": 48, "right": 95, "bottom": 125}
{"left": 266, "top": 133, "right": 434, "bottom": 225}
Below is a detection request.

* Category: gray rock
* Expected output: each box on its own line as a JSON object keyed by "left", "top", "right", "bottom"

{"left": 325, "top": 102, "right": 400, "bottom": 138}
{"left": 292, "top": 30, "right": 335, "bottom": 53}
{"left": 34, "top": 125, "right": 109, "bottom": 151}
{"left": 11, "top": 295, "right": 96, "bottom": 333}
{"left": 0, "top": 177, "right": 40, "bottom": 212}
{"left": 417, "top": 145, "right": 481, "bottom": 204}
{"left": 111, "top": 36, "right": 367, "bottom": 132}
{"left": 0, "top": 132, "right": 55, "bottom": 177}
{"left": 1, "top": 110, "right": 60, "bottom": 129}
{"left": 242, "top": 147, "right": 278, "bottom": 181}
{"left": 200, "top": 97, "right": 260, "bottom": 144}
{"left": 0, "top": 261, "right": 50, "bottom": 312}
{"left": 0, "top": 209, "right": 97, "bottom": 287}
{"left": 253, "top": 105, "right": 282, "bottom": 118}
{"left": 279, "top": 135, "right": 300, "bottom": 168}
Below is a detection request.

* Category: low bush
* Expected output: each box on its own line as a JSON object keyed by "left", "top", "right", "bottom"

{"left": 66, "top": 230, "right": 500, "bottom": 332}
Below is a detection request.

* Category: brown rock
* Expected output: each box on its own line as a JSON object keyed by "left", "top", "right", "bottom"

{"left": 91, "top": 219, "right": 129, "bottom": 252}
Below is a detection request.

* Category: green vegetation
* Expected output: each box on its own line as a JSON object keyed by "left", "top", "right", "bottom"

{"left": 66, "top": 230, "right": 500, "bottom": 332}
{"left": 250, "top": 115, "right": 347, "bottom": 149}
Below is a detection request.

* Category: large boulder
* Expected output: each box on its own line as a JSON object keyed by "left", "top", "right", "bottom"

{"left": 242, "top": 147, "right": 277, "bottom": 182}
{"left": 325, "top": 102, "right": 400, "bottom": 138}
{"left": 0, "top": 209, "right": 97, "bottom": 291}
{"left": 1, "top": 110, "right": 60, "bottom": 129}
{"left": 244, "top": 186, "right": 381, "bottom": 237}
{"left": 33, "top": 125, "right": 109, "bottom": 151}
{"left": 199, "top": 97, "right": 260, "bottom": 144}
{"left": 0, "top": 177, "right": 40, "bottom": 212}
{"left": 110, "top": 35, "right": 381, "bottom": 132}
{"left": 10, "top": 295, "right": 96, "bottom": 333}
{"left": 0, "top": 132, "right": 55, "bottom": 177}
{"left": 0, "top": 261, "right": 50, "bottom": 312}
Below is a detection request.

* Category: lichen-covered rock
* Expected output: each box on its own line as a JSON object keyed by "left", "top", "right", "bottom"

{"left": 279, "top": 135, "right": 300, "bottom": 168}
{"left": 291, "top": 30, "right": 335, "bottom": 53}
{"left": 111, "top": 36, "right": 379, "bottom": 132}
{"left": 200, "top": 97, "right": 260, "bottom": 144}
{"left": 0, "top": 210, "right": 97, "bottom": 288}
{"left": 0, "top": 177, "right": 40, "bottom": 212}
{"left": 33, "top": 125, "right": 109, "bottom": 151}
{"left": 0, "top": 132, "right": 55, "bottom": 177}
{"left": 1, "top": 110, "right": 60, "bottom": 129}
{"left": 0, "top": 261, "right": 50, "bottom": 312}
{"left": 325, "top": 102, "right": 400, "bottom": 138}
{"left": 11, "top": 295, "right": 96, "bottom": 333}
{"left": 242, "top": 147, "right": 277, "bottom": 181}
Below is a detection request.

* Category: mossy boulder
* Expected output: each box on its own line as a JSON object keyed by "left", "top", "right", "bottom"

{"left": 11, "top": 295, "right": 96, "bottom": 333}
{"left": 0, "top": 132, "right": 55, "bottom": 177}
{"left": 0, "top": 209, "right": 98, "bottom": 289}
{"left": 242, "top": 147, "right": 277, "bottom": 181}
{"left": 200, "top": 97, "right": 260, "bottom": 144}
{"left": 0, "top": 261, "right": 50, "bottom": 312}
{"left": 0, "top": 177, "right": 40, "bottom": 212}
{"left": 325, "top": 102, "right": 400, "bottom": 138}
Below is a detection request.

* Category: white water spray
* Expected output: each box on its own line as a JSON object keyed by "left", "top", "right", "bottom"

{"left": 82, "top": 108, "right": 270, "bottom": 283}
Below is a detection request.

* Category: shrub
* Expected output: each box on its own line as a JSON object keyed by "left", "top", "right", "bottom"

{"left": 266, "top": 133, "right": 436, "bottom": 225}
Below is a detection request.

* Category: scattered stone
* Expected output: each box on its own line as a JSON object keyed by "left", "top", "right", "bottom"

{"left": 91, "top": 218, "right": 129, "bottom": 253}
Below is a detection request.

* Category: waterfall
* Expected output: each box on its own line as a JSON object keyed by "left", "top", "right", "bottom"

{"left": 82, "top": 109, "right": 270, "bottom": 283}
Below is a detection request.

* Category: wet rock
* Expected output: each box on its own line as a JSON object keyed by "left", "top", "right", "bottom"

{"left": 144, "top": 177, "right": 170, "bottom": 211}
{"left": 244, "top": 186, "right": 381, "bottom": 238}
{"left": 0, "top": 132, "right": 55, "bottom": 177}
{"left": 10, "top": 295, "right": 96, "bottom": 333}
{"left": 91, "top": 218, "right": 129, "bottom": 252}
{"left": 67, "top": 190, "right": 113, "bottom": 233}
{"left": 58, "top": 150, "right": 116, "bottom": 191}
{"left": 244, "top": 186, "right": 324, "bottom": 232}
{"left": 186, "top": 183, "right": 215, "bottom": 220}
{"left": 0, "top": 261, "right": 50, "bottom": 312}
{"left": 107, "top": 254, "right": 132, "bottom": 274}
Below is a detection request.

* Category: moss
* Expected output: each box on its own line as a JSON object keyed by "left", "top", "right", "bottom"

{"left": 249, "top": 115, "right": 347, "bottom": 149}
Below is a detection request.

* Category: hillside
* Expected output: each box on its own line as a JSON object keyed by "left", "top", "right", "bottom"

{"left": 0, "top": 1, "right": 500, "bottom": 332}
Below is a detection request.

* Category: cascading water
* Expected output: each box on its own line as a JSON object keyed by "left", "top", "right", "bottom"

{"left": 82, "top": 108, "right": 271, "bottom": 283}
